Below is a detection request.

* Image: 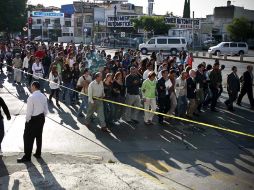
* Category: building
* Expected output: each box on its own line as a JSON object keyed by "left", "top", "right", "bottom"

{"left": 213, "top": 0, "right": 254, "bottom": 41}
{"left": 29, "top": 11, "right": 65, "bottom": 41}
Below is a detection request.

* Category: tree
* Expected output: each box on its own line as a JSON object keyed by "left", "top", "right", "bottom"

{"left": 0, "top": 0, "right": 27, "bottom": 37}
{"left": 132, "top": 16, "right": 171, "bottom": 35}
{"left": 183, "top": 0, "right": 190, "bottom": 18}
{"left": 227, "top": 17, "right": 254, "bottom": 41}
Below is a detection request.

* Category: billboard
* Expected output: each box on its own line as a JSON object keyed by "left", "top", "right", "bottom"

{"left": 32, "top": 11, "right": 64, "bottom": 17}
{"left": 94, "top": 7, "right": 105, "bottom": 22}
{"left": 107, "top": 15, "right": 138, "bottom": 27}
{"left": 165, "top": 17, "right": 200, "bottom": 29}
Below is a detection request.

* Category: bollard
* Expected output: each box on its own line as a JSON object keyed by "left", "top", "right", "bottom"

{"left": 230, "top": 52, "right": 234, "bottom": 57}
{"left": 203, "top": 52, "right": 206, "bottom": 57}
{"left": 209, "top": 53, "right": 212, "bottom": 58}
{"left": 195, "top": 52, "right": 199, "bottom": 57}
{"left": 217, "top": 51, "right": 221, "bottom": 57}
{"left": 224, "top": 54, "right": 227, "bottom": 60}
{"left": 240, "top": 54, "right": 244, "bottom": 62}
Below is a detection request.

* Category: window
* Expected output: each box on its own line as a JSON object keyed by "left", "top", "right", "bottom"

{"left": 168, "top": 39, "right": 180, "bottom": 44}
{"left": 54, "top": 18, "right": 60, "bottom": 24}
{"left": 65, "top": 21, "right": 71, "bottom": 27}
{"left": 181, "top": 39, "right": 186, "bottom": 44}
{"left": 223, "top": 43, "right": 229, "bottom": 47}
{"left": 157, "top": 39, "right": 167, "bottom": 44}
{"left": 238, "top": 43, "right": 246, "bottom": 47}
{"left": 230, "top": 43, "right": 237, "bottom": 47}
{"left": 45, "top": 19, "right": 50, "bottom": 24}
{"left": 148, "top": 39, "right": 155, "bottom": 44}
{"left": 37, "top": 19, "right": 41, "bottom": 24}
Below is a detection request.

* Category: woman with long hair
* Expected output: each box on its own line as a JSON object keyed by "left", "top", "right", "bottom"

{"left": 48, "top": 65, "right": 61, "bottom": 107}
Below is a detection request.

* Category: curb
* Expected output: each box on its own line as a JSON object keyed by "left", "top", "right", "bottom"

{"left": 193, "top": 56, "right": 254, "bottom": 64}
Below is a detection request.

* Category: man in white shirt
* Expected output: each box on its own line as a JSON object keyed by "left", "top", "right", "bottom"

{"left": 17, "top": 81, "right": 48, "bottom": 163}
{"left": 84, "top": 72, "right": 109, "bottom": 132}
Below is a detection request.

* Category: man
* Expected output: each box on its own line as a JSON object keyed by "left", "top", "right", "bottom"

{"left": 12, "top": 53, "right": 23, "bottom": 84}
{"left": 209, "top": 61, "right": 222, "bottom": 112}
{"left": 195, "top": 63, "right": 206, "bottom": 112}
{"left": 0, "top": 97, "right": 11, "bottom": 155}
{"left": 186, "top": 70, "right": 198, "bottom": 119}
{"left": 17, "top": 81, "right": 48, "bottom": 163}
{"left": 237, "top": 65, "right": 254, "bottom": 109}
{"left": 84, "top": 72, "right": 109, "bottom": 132}
{"left": 157, "top": 69, "right": 171, "bottom": 124}
{"left": 225, "top": 66, "right": 240, "bottom": 112}
{"left": 125, "top": 67, "right": 141, "bottom": 124}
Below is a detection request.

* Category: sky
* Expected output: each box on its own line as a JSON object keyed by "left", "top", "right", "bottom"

{"left": 29, "top": 0, "right": 254, "bottom": 18}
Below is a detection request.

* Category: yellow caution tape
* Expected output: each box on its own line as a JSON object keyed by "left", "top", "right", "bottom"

{"left": 3, "top": 63, "right": 254, "bottom": 138}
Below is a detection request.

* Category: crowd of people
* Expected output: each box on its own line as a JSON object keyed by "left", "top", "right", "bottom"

{"left": 0, "top": 40, "right": 254, "bottom": 133}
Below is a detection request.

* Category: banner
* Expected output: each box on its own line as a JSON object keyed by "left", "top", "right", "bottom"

{"left": 165, "top": 17, "right": 200, "bottom": 29}
{"left": 107, "top": 15, "right": 138, "bottom": 27}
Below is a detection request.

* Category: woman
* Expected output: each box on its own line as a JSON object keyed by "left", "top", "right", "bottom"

{"left": 168, "top": 69, "right": 177, "bottom": 115}
{"left": 61, "top": 64, "right": 73, "bottom": 103}
{"left": 72, "top": 63, "right": 81, "bottom": 104}
{"left": 48, "top": 65, "right": 61, "bottom": 107}
{"left": 141, "top": 71, "right": 157, "bottom": 125}
{"left": 32, "top": 57, "right": 44, "bottom": 92}
{"left": 112, "top": 71, "right": 125, "bottom": 122}
{"left": 103, "top": 73, "right": 114, "bottom": 127}
{"left": 77, "top": 69, "right": 92, "bottom": 117}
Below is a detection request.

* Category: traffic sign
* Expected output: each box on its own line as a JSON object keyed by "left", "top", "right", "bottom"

{"left": 120, "top": 32, "right": 125, "bottom": 37}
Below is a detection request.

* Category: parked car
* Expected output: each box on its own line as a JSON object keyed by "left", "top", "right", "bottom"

{"left": 208, "top": 42, "right": 248, "bottom": 55}
{"left": 139, "top": 36, "right": 187, "bottom": 55}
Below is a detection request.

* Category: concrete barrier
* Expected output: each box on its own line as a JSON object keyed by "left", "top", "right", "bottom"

{"left": 224, "top": 54, "right": 227, "bottom": 60}
{"left": 209, "top": 53, "right": 212, "bottom": 58}
{"left": 195, "top": 52, "right": 199, "bottom": 57}
{"left": 203, "top": 52, "right": 206, "bottom": 57}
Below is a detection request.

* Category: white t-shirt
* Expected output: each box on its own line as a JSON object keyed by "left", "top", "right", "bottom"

{"left": 32, "top": 62, "right": 44, "bottom": 79}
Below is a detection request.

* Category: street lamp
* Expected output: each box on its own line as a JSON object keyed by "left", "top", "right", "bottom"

{"left": 113, "top": 5, "right": 117, "bottom": 48}
{"left": 81, "top": 0, "right": 84, "bottom": 43}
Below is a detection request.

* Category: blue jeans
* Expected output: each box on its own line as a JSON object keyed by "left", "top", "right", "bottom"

{"left": 0, "top": 119, "right": 4, "bottom": 150}
{"left": 177, "top": 95, "right": 187, "bottom": 116}
{"left": 77, "top": 95, "right": 88, "bottom": 115}
{"left": 62, "top": 82, "right": 73, "bottom": 102}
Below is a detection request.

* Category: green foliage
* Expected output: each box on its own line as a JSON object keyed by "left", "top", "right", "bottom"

{"left": 132, "top": 16, "right": 171, "bottom": 35}
{"left": 0, "top": 0, "right": 27, "bottom": 33}
{"left": 227, "top": 17, "right": 254, "bottom": 41}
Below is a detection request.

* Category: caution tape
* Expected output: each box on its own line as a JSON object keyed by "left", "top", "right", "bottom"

{"left": 2, "top": 62, "right": 254, "bottom": 138}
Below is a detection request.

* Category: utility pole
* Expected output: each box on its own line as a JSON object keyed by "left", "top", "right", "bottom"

{"left": 192, "top": 11, "right": 194, "bottom": 50}
{"left": 81, "top": 0, "right": 84, "bottom": 43}
{"left": 113, "top": 5, "right": 117, "bottom": 48}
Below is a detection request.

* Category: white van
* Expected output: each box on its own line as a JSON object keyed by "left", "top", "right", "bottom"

{"left": 139, "top": 36, "right": 187, "bottom": 55}
{"left": 208, "top": 42, "right": 248, "bottom": 55}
